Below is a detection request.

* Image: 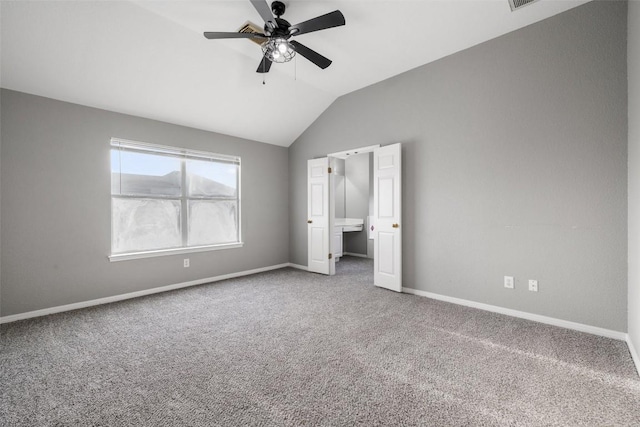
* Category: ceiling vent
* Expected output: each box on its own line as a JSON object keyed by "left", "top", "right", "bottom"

{"left": 508, "top": 0, "right": 540, "bottom": 11}
{"left": 237, "top": 21, "right": 267, "bottom": 46}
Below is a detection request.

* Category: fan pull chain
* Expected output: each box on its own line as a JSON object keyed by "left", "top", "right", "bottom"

{"left": 295, "top": 54, "right": 297, "bottom": 81}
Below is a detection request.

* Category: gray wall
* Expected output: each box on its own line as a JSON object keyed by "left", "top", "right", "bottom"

{"left": 0, "top": 89, "right": 289, "bottom": 317}
{"left": 334, "top": 158, "right": 346, "bottom": 218}
{"left": 289, "top": 1, "right": 628, "bottom": 331}
{"left": 628, "top": 0, "right": 640, "bottom": 361}
{"left": 344, "top": 153, "right": 370, "bottom": 255}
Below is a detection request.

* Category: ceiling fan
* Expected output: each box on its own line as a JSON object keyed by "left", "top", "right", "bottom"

{"left": 204, "top": 0, "right": 345, "bottom": 73}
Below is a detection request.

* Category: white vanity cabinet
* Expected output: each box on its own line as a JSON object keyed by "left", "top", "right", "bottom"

{"left": 334, "top": 228, "right": 344, "bottom": 259}
{"left": 333, "top": 218, "right": 364, "bottom": 260}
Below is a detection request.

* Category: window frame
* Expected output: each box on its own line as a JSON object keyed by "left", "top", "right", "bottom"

{"left": 108, "top": 138, "right": 243, "bottom": 262}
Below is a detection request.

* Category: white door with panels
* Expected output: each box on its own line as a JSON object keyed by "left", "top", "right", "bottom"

{"left": 307, "top": 157, "right": 335, "bottom": 275}
{"left": 373, "top": 143, "right": 402, "bottom": 292}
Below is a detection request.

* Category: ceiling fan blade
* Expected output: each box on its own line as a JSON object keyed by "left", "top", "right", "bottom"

{"left": 204, "top": 32, "right": 266, "bottom": 39}
{"left": 290, "top": 10, "right": 345, "bottom": 36}
{"left": 250, "top": 0, "right": 278, "bottom": 28}
{"left": 290, "top": 41, "right": 332, "bottom": 69}
{"left": 256, "top": 56, "right": 272, "bottom": 73}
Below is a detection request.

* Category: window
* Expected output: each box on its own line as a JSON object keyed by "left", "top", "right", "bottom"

{"left": 110, "top": 138, "right": 241, "bottom": 260}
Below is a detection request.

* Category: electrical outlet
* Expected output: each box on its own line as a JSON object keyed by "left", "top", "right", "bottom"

{"left": 183, "top": 259, "right": 190, "bottom": 268}
{"left": 528, "top": 280, "right": 538, "bottom": 292}
{"left": 504, "top": 276, "right": 514, "bottom": 289}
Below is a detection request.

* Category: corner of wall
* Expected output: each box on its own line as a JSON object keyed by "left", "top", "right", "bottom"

{"left": 628, "top": 0, "right": 640, "bottom": 377}
{"left": 0, "top": 89, "right": 4, "bottom": 316}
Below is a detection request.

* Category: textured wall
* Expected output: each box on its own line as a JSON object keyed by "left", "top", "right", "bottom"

{"left": 289, "top": 1, "right": 628, "bottom": 331}
{"left": 334, "top": 158, "right": 346, "bottom": 219}
{"left": 0, "top": 89, "right": 289, "bottom": 316}
{"left": 344, "top": 154, "right": 370, "bottom": 255}
{"left": 628, "top": 0, "right": 640, "bottom": 364}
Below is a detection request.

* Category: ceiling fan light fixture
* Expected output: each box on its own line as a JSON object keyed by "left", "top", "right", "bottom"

{"left": 262, "top": 37, "right": 295, "bottom": 63}
{"left": 204, "top": 1, "right": 346, "bottom": 73}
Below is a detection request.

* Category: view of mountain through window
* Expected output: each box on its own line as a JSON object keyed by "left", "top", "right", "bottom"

{"left": 110, "top": 139, "right": 240, "bottom": 256}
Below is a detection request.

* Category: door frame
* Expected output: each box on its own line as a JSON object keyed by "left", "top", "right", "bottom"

{"left": 313, "top": 144, "right": 402, "bottom": 290}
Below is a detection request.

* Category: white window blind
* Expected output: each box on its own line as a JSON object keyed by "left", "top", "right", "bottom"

{"left": 110, "top": 138, "right": 241, "bottom": 258}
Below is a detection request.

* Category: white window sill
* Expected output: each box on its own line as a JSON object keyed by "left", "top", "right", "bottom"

{"left": 108, "top": 242, "right": 244, "bottom": 262}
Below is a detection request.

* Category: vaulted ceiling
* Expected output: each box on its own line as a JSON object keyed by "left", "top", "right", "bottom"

{"left": 1, "top": 0, "right": 590, "bottom": 146}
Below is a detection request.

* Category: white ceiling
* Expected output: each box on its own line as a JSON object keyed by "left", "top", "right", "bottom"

{"left": 1, "top": 0, "right": 590, "bottom": 147}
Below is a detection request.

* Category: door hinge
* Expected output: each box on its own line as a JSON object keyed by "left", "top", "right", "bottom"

{"left": 328, "top": 167, "right": 332, "bottom": 174}
{"left": 328, "top": 253, "right": 333, "bottom": 259}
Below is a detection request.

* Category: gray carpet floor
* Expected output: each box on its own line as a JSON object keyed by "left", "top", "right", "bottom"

{"left": 1, "top": 256, "right": 639, "bottom": 426}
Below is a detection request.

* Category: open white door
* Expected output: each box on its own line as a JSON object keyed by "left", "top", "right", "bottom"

{"left": 373, "top": 143, "right": 402, "bottom": 291}
{"left": 307, "top": 157, "right": 335, "bottom": 275}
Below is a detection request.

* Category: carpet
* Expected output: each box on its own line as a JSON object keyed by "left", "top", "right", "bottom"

{"left": 1, "top": 257, "right": 639, "bottom": 426}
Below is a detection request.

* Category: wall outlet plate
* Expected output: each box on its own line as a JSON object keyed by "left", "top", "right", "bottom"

{"left": 504, "top": 276, "right": 514, "bottom": 289}
{"left": 528, "top": 279, "right": 538, "bottom": 292}
{"left": 184, "top": 259, "right": 190, "bottom": 268}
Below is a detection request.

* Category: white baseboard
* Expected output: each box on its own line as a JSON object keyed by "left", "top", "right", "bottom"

{"left": 288, "top": 263, "right": 309, "bottom": 271}
{"left": 627, "top": 335, "right": 640, "bottom": 376}
{"left": 343, "top": 252, "right": 369, "bottom": 258}
{"left": 402, "top": 287, "right": 627, "bottom": 341}
{"left": 0, "top": 263, "right": 290, "bottom": 324}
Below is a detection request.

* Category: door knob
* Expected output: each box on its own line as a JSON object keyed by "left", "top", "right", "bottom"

{"left": 392, "top": 223, "right": 399, "bottom": 228}
{"left": 307, "top": 220, "right": 313, "bottom": 224}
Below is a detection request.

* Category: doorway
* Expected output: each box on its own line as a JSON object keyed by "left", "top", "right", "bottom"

{"left": 331, "top": 151, "right": 373, "bottom": 264}
{"left": 307, "top": 144, "right": 402, "bottom": 292}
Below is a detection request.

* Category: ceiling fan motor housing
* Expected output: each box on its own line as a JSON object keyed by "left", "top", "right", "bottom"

{"left": 270, "top": 18, "right": 292, "bottom": 38}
